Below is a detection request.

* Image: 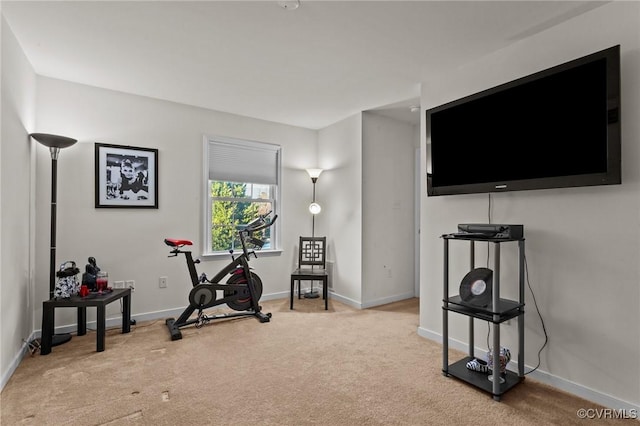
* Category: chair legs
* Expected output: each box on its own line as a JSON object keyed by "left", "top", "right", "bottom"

{"left": 322, "top": 277, "right": 328, "bottom": 310}
{"left": 290, "top": 278, "right": 328, "bottom": 310}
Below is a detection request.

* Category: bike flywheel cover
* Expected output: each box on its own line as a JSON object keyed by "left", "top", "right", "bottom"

{"left": 224, "top": 272, "right": 263, "bottom": 311}
{"left": 188, "top": 284, "right": 217, "bottom": 308}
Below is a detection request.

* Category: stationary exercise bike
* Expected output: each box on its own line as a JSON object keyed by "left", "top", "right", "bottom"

{"left": 163, "top": 211, "right": 277, "bottom": 340}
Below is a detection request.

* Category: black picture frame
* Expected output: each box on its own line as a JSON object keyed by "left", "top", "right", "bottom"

{"left": 95, "top": 143, "right": 158, "bottom": 208}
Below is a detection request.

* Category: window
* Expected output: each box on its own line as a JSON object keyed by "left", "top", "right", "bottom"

{"left": 204, "top": 135, "right": 280, "bottom": 255}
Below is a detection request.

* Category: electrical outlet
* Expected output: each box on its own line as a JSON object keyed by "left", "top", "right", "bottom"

{"left": 126, "top": 280, "right": 135, "bottom": 292}
{"left": 159, "top": 276, "right": 168, "bottom": 288}
{"left": 114, "top": 280, "right": 125, "bottom": 289}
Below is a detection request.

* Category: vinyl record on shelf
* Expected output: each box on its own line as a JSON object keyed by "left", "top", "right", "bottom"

{"left": 459, "top": 268, "right": 493, "bottom": 307}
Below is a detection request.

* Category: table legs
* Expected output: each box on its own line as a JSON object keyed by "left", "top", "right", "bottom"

{"left": 77, "top": 307, "right": 87, "bottom": 336}
{"left": 290, "top": 278, "right": 295, "bottom": 309}
{"left": 323, "top": 277, "right": 328, "bottom": 310}
{"left": 123, "top": 293, "right": 131, "bottom": 334}
{"left": 97, "top": 305, "right": 106, "bottom": 352}
{"left": 40, "top": 304, "right": 54, "bottom": 355}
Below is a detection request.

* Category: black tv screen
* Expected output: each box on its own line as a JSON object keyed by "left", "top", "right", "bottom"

{"left": 426, "top": 45, "right": 621, "bottom": 196}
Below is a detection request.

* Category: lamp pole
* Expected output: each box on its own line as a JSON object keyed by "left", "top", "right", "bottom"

{"left": 311, "top": 176, "right": 317, "bottom": 238}
{"left": 48, "top": 146, "right": 59, "bottom": 300}
{"left": 31, "top": 133, "right": 77, "bottom": 347}
{"left": 305, "top": 169, "right": 322, "bottom": 299}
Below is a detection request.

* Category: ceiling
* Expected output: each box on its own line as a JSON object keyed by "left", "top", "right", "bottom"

{"left": 1, "top": 1, "right": 606, "bottom": 130}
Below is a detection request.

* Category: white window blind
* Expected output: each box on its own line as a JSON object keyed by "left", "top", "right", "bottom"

{"left": 208, "top": 138, "right": 279, "bottom": 185}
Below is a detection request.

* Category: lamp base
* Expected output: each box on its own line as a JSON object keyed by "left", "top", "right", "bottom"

{"left": 51, "top": 333, "right": 72, "bottom": 347}
{"left": 303, "top": 290, "right": 320, "bottom": 299}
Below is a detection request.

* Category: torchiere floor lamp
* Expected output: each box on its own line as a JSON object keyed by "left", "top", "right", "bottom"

{"left": 31, "top": 133, "right": 77, "bottom": 347}
{"left": 304, "top": 168, "right": 322, "bottom": 299}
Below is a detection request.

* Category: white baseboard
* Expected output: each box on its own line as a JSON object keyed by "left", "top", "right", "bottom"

{"left": 417, "top": 326, "right": 639, "bottom": 413}
{"left": 317, "top": 291, "right": 417, "bottom": 310}
{"left": 325, "top": 291, "right": 362, "bottom": 309}
{"left": 1, "top": 331, "right": 38, "bottom": 391}
{"left": 261, "top": 290, "right": 289, "bottom": 301}
{"left": 361, "top": 292, "right": 416, "bottom": 309}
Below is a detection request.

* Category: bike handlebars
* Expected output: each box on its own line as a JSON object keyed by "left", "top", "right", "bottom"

{"left": 245, "top": 212, "right": 278, "bottom": 233}
{"left": 238, "top": 212, "right": 277, "bottom": 256}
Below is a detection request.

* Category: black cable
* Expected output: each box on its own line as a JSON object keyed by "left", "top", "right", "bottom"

{"left": 523, "top": 253, "right": 549, "bottom": 375}
{"left": 486, "top": 323, "right": 491, "bottom": 350}
{"left": 486, "top": 193, "right": 492, "bottom": 267}
{"left": 486, "top": 193, "right": 492, "bottom": 341}
{"left": 482, "top": 192, "right": 548, "bottom": 374}
{"left": 484, "top": 256, "right": 548, "bottom": 374}
{"left": 485, "top": 207, "right": 492, "bottom": 354}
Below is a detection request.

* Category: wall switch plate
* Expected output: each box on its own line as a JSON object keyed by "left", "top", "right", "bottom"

{"left": 114, "top": 280, "right": 125, "bottom": 289}
{"left": 159, "top": 276, "right": 168, "bottom": 288}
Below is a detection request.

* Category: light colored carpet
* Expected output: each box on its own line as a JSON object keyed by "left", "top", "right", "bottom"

{"left": 0, "top": 297, "right": 625, "bottom": 425}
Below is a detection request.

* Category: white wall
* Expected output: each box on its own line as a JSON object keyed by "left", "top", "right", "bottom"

{"left": 33, "top": 77, "right": 318, "bottom": 329}
{"left": 316, "top": 111, "right": 417, "bottom": 308}
{"left": 317, "top": 114, "right": 363, "bottom": 305}
{"left": 0, "top": 16, "right": 37, "bottom": 389}
{"left": 419, "top": 2, "right": 640, "bottom": 409}
{"left": 362, "top": 112, "right": 416, "bottom": 307}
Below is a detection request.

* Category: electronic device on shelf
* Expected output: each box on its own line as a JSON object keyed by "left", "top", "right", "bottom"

{"left": 456, "top": 224, "right": 524, "bottom": 240}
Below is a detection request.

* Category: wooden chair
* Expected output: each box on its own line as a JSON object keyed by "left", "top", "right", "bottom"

{"left": 290, "top": 236, "right": 328, "bottom": 310}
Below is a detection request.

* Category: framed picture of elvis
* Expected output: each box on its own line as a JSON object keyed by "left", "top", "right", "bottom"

{"left": 95, "top": 143, "right": 158, "bottom": 208}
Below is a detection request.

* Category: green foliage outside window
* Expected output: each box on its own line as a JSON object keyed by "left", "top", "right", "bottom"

{"left": 210, "top": 181, "right": 271, "bottom": 252}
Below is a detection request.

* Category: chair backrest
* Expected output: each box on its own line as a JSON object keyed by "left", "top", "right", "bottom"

{"left": 298, "top": 236, "right": 326, "bottom": 269}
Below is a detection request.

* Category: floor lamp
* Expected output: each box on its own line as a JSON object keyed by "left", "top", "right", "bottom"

{"left": 31, "top": 133, "right": 77, "bottom": 347}
{"left": 304, "top": 168, "right": 322, "bottom": 299}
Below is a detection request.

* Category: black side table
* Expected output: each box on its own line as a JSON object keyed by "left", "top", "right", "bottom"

{"left": 41, "top": 288, "right": 132, "bottom": 354}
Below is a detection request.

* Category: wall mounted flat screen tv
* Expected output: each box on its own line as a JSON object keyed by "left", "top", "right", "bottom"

{"left": 426, "top": 45, "right": 621, "bottom": 196}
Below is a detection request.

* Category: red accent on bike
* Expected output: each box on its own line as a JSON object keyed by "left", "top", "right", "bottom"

{"left": 164, "top": 238, "right": 193, "bottom": 247}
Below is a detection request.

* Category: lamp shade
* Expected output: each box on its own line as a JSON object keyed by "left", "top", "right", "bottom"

{"left": 30, "top": 133, "right": 77, "bottom": 149}
{"left": 306, "top": 168, "right": 323, "bottom": 180}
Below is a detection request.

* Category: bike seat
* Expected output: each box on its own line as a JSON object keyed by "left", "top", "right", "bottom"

{"left": 164, "top": 238, "right": 193, "bottom": 247}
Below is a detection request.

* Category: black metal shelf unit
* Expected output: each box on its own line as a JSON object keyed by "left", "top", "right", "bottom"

{"left": 441, "top": 233, "right": 526, "bottom": 400}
